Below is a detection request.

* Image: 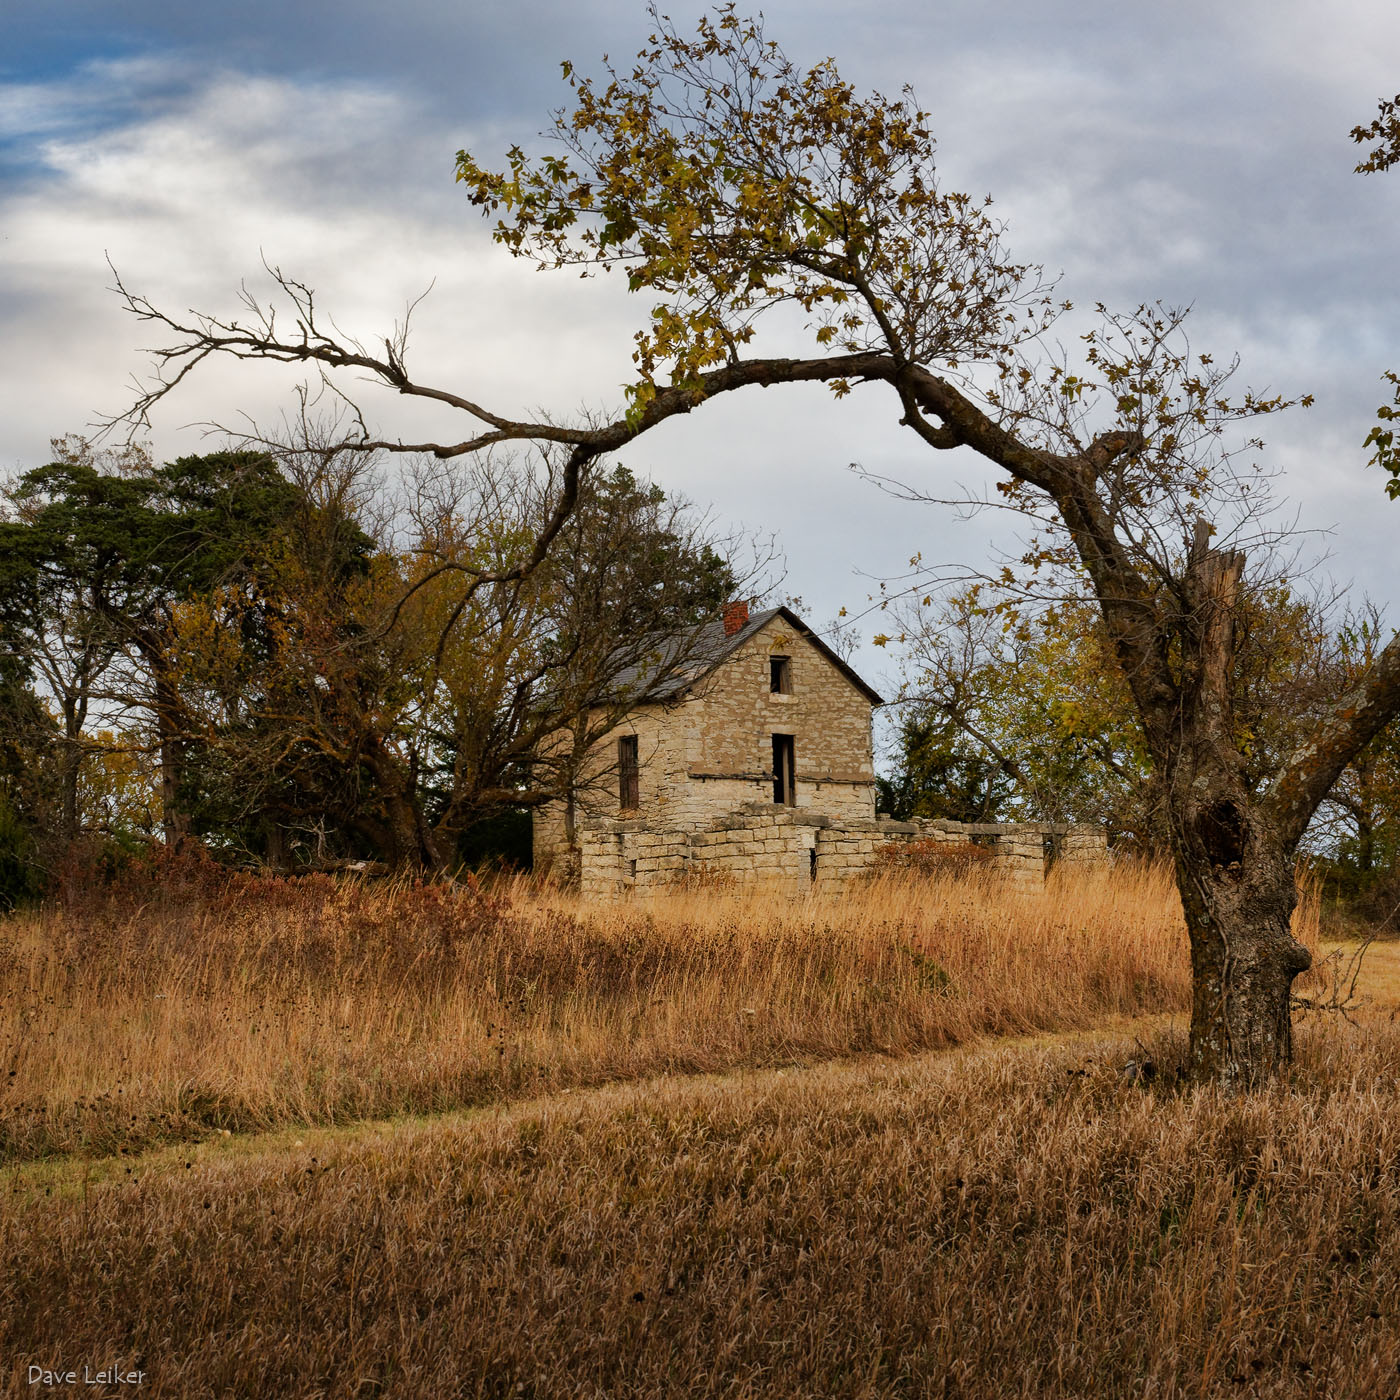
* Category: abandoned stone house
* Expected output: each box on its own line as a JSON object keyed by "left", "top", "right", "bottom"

{"left": 533, "top": 600, "right": 1106, "bottom": 896}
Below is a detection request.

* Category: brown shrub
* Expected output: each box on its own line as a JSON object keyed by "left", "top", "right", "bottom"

{"left": 869, "top": 835, "right": 997, "bottom": 878}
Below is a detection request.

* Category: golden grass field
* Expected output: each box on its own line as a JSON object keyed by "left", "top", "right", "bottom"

{"left": 13, "top": 863, "right": 1400, "bottom": 1398}
{"left": 0, "top": 862, "right": 1197, "bottom": 1162}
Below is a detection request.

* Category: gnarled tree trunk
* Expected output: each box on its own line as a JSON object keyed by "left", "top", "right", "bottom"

{"left": 887, "top": 368, "right": 1400, "bottom": 1086}
{"left": 1169, "top": 786, "right": 1311, "bottom": 1084}
{"left": 1165, "top": 527, "right": 1310, "bottom": 1082}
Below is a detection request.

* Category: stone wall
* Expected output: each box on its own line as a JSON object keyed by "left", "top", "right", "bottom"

{"left": 577, "top": 806, "right": 1108, "bottom": 899}
{"left": 871, "top": 819, "right": 1110, "bottom": 886}
{"left": 580, "top": 808, "right": 819, "bottom": 899}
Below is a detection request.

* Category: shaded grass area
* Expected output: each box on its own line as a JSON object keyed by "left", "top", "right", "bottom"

{"left": 0, "top": 863, "right": 1200, "bottom": 1163}
{"left": 6, "top": 1021, "right": 1400, "bottom": 1399}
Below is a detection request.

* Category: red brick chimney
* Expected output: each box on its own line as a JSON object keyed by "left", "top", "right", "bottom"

{"left": 722, "top": 600, "right": 750, "bottom": 636}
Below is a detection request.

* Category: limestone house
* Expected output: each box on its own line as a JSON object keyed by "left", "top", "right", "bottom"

{"left": 533, "top": 599, "right": 1109, "bottom": 895}
{"left": 532, "top": 601, "right": 883, "bottom": 875}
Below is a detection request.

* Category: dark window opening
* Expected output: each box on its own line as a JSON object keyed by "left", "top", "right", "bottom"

{"left": 772, "top": 734, "right": 796, "bottom": 806}
{"left": 770, "top": 656, "right": 791, "bottom": 694}
{"left": 808, "top": 847, "right": 818, "bottom": 883}
{"left": 1042, "top": 831, "right": 1064, "bottom": 875}
{"left": 619, "top": 735, "right": 640, "bottom": 810}
{"left": 971, "top": 833, "right": 998, "bottom": 850}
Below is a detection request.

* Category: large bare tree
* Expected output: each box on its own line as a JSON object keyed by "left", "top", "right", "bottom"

{"left": 160, "top": 443, "right": 748, "bottom": 870}
{"left": 113, "top": 9, "right": 1400, "bottom": 1083}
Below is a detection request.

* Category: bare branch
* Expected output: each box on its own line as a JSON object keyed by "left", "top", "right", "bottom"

{"left": 1268, "top": 629, "right": 1400, "bottom": 851}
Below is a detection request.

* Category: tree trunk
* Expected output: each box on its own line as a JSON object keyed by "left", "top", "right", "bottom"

{"left": 57, "top": 641, "right": 98, "bottom": 843}
{"left": 1357, "top": 811, "right": 1376, "bottom": 874}
{"left": 1171, "top": 790, "right": 1312, "bottom": 1086}
{"left": 364, "top": 738, "right": 441, "bottom": 871}
{"left": 385, "top": 788, "right": 434, "bottom": 870}
{"left": 59, "top": 694, "right": 81, "bottom": 843}
{"left": 261, "top": 815, "right": 287, "bottom": 871}
{"left": 153, "top": 666, "right": 190, "bottom": 845}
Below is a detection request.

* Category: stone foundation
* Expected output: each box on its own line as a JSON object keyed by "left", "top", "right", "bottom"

{"left": 575, "top": 806, "right": 1107, "bottom": 899}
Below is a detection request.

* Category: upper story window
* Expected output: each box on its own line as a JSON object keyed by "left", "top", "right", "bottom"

{"left": 769, "top": 656, "right": 791, "bottom": 694}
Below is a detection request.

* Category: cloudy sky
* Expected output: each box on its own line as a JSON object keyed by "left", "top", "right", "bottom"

{"left": 3, "top": 0, "right": 1399, "bottom": 701}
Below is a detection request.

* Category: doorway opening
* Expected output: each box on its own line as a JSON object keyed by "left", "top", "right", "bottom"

{"left": 618, "top": 735, "right": 640, "bottom": 810}
{"left": 772, "top": 734, "right": 796, "bottom": 806}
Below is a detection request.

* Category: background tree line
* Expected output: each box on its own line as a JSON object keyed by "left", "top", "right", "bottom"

{"left": 0, "top": 436, "right": 740, "bottom": 900}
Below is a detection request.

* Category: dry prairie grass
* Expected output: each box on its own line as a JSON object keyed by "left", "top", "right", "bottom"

{"left": 0, "top": 861, "right": 1204, "bottom": 1163}
{"left": 5, "top": 1019, "right": 1400, "bottom": 1399}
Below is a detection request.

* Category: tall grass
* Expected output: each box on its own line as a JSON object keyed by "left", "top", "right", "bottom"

{"left": 0, "top": 861, "right": 1207, "bottom": 1162}
{"left": 5, "top": 1019, "right": 1396, "bottom": 1399}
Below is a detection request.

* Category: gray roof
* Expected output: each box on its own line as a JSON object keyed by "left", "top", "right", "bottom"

{"left": 611, "top": 605, "right": 883, "bottom": 706}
